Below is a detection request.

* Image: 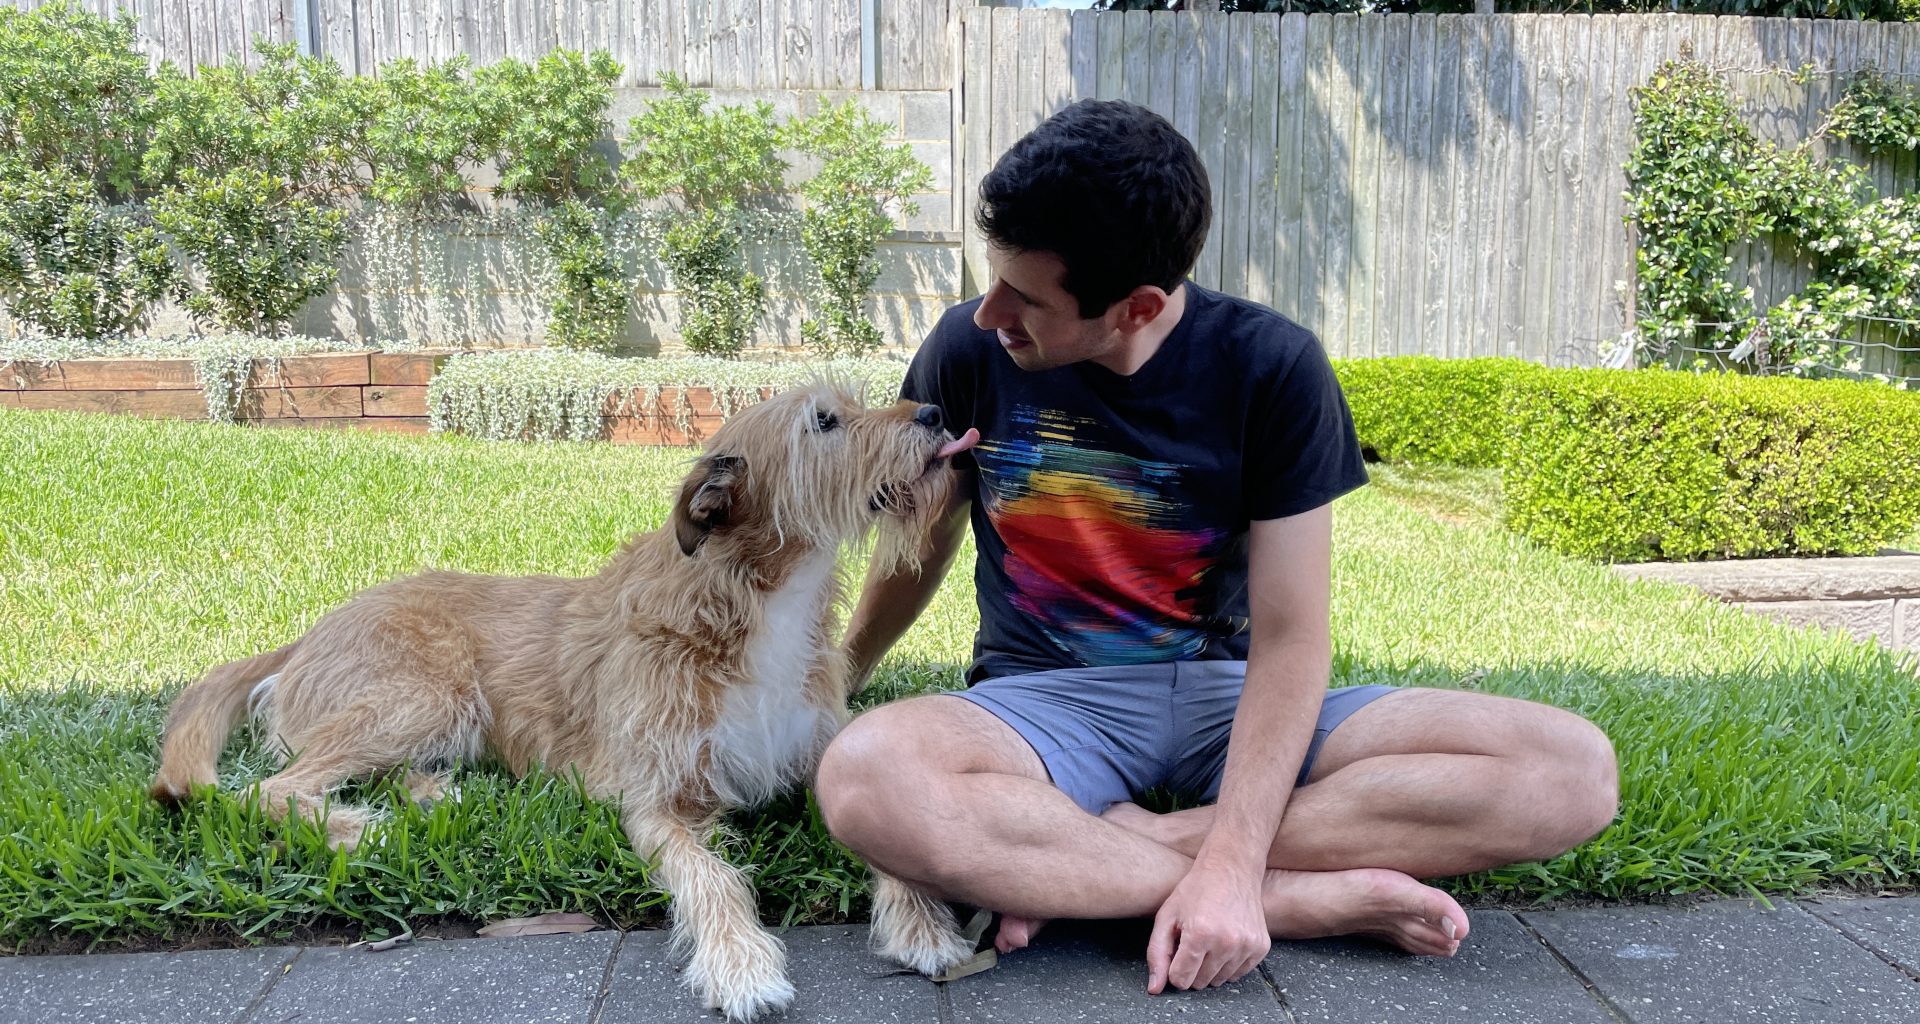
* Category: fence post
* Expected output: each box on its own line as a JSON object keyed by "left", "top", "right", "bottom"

{"left": 292, "top": 0, "right": 318, "bottom": 58}
{"left": 862, "top": 0, "right": 879, "bottom": 89}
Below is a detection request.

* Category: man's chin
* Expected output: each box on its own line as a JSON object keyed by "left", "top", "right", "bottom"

{"left": 1002, "top": 345, "right": 1053, "bottom": 371}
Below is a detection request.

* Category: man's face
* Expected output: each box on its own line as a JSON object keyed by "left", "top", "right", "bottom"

{"left": 972, "top": 247, "right": 1120, "bottom": 372}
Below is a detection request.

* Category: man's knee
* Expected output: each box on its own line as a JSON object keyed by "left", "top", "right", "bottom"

{"left": 1530, "top": 710, "right": 1620, "bottom": 854}
{"left": 815, "top": 703, "right": 934, "bottom": 857}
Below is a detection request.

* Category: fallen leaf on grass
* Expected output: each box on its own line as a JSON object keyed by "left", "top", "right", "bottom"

{"left": 476, "top": 912, "right": 602, "bottom": 938}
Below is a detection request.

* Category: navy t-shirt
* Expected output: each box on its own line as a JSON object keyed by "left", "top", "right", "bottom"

{"left": 900, "top": 283, "right": 1369, "bottom": 685}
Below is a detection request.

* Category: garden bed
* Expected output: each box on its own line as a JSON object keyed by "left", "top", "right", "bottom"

{"left": 0, "top": 351, "right": 751, "bottom": 445}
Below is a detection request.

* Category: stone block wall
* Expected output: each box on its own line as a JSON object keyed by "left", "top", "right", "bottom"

{"left": 1614, "top": 556, "right": 1920, "bottom": 660}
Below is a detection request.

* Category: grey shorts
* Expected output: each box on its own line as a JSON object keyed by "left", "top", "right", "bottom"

{"left": 949, "top": 662, "right": 1399, "bottom": 816}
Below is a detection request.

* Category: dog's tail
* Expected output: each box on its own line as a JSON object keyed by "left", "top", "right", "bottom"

{"left": 149, "top": 643, "right": 297, "bottom": 804}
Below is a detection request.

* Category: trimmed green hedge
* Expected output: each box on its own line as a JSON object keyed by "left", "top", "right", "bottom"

{"left": 1336, "top": 357, "right": 1920, "bottom": 562}
{"left": 1333, "top": 356, "right": 1543, "bottom": 468}
{"left": 1502, "top": 369, "right": 1920, "bottom": 562}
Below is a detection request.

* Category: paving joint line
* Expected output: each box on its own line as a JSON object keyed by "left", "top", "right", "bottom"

{"left": 231, "top": 946, "right": 303, "bottom": 1024}
{"left": 1255, "top": 960, "right": 1301, "bottom": 1023}
{"left": 934, "top": 973, "right": 955, "bottom": 1024}
{"left": 1793, "top": 899, "right": 1920, "bottom": 984}
{"left": 586, "top": 930, "right": 629, "bottom": 1024}
{"left": 1514, "top": 913, "right": 1636, "bottom": 1024}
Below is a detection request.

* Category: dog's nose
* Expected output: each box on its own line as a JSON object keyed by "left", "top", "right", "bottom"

{"left": 913, "top": 404, "right": 943, "bottom": 429}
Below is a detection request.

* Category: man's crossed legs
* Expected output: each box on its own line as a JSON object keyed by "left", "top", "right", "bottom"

{"left": 815, "top": 662, "right": 1619, "bottom": 986}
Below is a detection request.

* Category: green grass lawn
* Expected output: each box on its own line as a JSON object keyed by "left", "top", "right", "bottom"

{"left": 3, "top": 407, "right": 1917, "bottom": 951}
{"left": 1359, "top": 461, "right": 1504, "bottom": 532}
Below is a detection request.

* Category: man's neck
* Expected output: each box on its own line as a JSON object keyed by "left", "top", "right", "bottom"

{"left": 1092, "top": 283, "right": 1189, "bottom": 377}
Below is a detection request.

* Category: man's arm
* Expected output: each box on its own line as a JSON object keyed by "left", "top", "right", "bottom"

{"left": 842, "top": 481, "right": 973, "bottom": 692}
{"left": 1147, "top": 502, "right": 1337, "bottom": 993}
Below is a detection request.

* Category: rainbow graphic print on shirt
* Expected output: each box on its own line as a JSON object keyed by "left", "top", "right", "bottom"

{"left": 973, "top": 405, "right": 1230, "bottom": 665}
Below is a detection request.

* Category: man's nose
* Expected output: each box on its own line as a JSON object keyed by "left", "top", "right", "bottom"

{"left": 973, "top": 283, "right": 1013, "bottom": 330}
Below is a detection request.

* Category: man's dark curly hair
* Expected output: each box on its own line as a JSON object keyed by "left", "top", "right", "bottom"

{"left": 975, "top": 99, "right": 1211, "bottom": 319}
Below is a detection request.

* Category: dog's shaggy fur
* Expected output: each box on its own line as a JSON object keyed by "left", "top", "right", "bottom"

{"left": 148, "top": 382, "right": 976, "bottom": 1020}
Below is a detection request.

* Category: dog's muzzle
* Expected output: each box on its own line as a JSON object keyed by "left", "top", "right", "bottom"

{"left": 868, "top": 423, "right": 980, "bottom": 514}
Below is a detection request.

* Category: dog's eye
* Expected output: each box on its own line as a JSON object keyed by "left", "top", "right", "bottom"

{"left": 814, "top": 410, "right": 839, "bottom": 432}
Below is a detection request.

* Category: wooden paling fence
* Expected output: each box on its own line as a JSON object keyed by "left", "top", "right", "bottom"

{"left": 11, "top": 2, "right": 1920, "bottom": 364}
{"left": 14, "top": 0, "right": 957, "bottom": 89}
{"left": 962, "top": 10, "right": 1920, "bottom": 365}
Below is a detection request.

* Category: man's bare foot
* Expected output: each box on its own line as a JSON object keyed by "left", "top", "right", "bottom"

{"left": 994, "top": 914, "right": 1048, "bottom": 954}
{"left": 1265, "top": 867, "right": 1468, "bottom": 957}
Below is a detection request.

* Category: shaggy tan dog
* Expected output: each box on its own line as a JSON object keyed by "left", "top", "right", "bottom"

{"left": 148, "top": 381, "right": 980, "bottom": 1020}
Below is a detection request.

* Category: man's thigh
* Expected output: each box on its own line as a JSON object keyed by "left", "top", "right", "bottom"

{"left": 834, "top": 691, "right": 1051, "bottom": 785}
{"left": 1301, "top": 686, "right": 1597, "bottom": 784}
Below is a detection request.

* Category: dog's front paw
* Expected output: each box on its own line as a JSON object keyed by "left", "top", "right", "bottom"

{"left": 870, "top": 883, "right": 974, "bottom": 977}
{"left": 322, "top": 804, "right": 381, "bottom": 851}
{"left": 684, "top": 927, "right": 795, "bottom": 1021}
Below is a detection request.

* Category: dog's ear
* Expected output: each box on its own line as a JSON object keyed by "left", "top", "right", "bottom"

{"left": 672, "top": 454, "right": 745, "bottom": 555}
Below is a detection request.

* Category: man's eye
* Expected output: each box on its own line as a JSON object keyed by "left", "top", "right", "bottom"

{"left": 815, "top": 410, "right": 839, "bottom": 432}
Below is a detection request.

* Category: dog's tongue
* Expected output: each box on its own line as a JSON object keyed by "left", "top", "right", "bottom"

{"left": 937, "top": 428, "right": 980, "bottom": 459}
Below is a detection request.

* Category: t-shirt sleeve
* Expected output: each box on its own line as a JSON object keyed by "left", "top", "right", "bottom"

{"left": 1243, "top": 329, "right": 1369, "bottom": 521}
{"left": 899, "top": 303, "right": 983, "bottom": 473}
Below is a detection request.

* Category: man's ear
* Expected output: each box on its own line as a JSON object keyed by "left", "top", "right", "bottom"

{"left": 1113, "top": 285, "right": 1169, "bottom": 333}
{"left": 671, "top": 454, "right": 745, "bottom": 555}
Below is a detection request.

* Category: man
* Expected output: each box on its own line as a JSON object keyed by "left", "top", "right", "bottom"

{"left": 814, "top": 99, "right": 1618, "bottom": 995}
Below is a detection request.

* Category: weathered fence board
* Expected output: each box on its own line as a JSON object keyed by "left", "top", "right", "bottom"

{"left": 13, "top": 3, "right": 1920, "bottom": 364}
{"left": 949, "top": 12, "right": 1920, "bottom": 362}
{"left": 52, "top": 0, "right": 951, "bottom": 89}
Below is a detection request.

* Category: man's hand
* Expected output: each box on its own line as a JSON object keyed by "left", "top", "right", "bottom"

{"left": 1146, "top": 861, "right": 1271, "bottom": 993}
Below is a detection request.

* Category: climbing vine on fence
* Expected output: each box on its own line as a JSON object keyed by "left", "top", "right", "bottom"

{"left": 1627, "top": 59, "right": 1920, "bottom": 385}
{"left": 1825, "top": 67, "right": 1920, "bottom": 154}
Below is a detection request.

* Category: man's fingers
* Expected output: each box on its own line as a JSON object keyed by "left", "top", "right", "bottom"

{"left": 1190, "top": 949, "right": 1227, "bottom": 990}
{"left": 1168, "top": 938, "right": 1208, "bottom": 991}
{"left": 1202, "top": 946, "right": 1265, "bottom": 989}
{"left": 1228, "top": 951, "right": 1263, "bottom": 987}
{"left": 1146, "top": 913, "right": 1177, "bottom": 995}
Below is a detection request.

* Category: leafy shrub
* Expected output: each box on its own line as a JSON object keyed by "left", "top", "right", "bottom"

{"left": 534, "top": 199, "right": 632, "bottom": 353}
{"left": 135, "top": 41, "right": 365, "bottom": 338}
{"left": 475, "top": 50, "right": 624, "bottom": 204}
{"left": 148, "top": 169, "right": 349, "bottom": 337}
{"left": 1501, "top": 368, "right": 1920, "bottom": 562}
{"left": 142, "top": 41, "right": 365, "bottom": 198}
{"left": 1333, "top": 356, "right": 1542, "bottom": 469}
{"left": 0, "top": 1, "right": 153, "bottom": 197}
{"left": 1826, "top": 65, "right": 1920, "bottom": 154}
{"left": 0, "top": 166, "right": 175, "bottom": 339}
{"left": 1623, "top": 60, "right": 1767, "bottom": 363}
{"left": 623, "top": 75, "right": 786, "bottom": 357}
{"left": 656, "top": 210, "right": 771, "bottom": 358}
{"left": 474, "top": 49, "right": 631, "bottom": 350}
{"left": 360, "top": 55, "right": 501, "bottom": 211}
{"left": 787, "top": 100, "right": 931, "bottom": 358}
{"left": 348, "top": 53, "right": 516, "bottom": 343}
